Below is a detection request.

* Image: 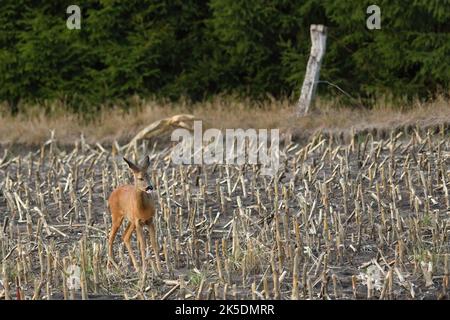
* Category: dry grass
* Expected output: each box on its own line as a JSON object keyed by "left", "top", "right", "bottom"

{"left": 0, "top": 95, "right": 449, "bottom": 147}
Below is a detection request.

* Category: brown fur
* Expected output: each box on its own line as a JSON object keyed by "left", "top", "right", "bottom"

{"left": 107, "top": 157, "right": 161, "bottom": 272}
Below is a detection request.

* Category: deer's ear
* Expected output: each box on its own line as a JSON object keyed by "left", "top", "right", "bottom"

{"left": 123, "top": 157, "right": 140, "bottom": 173}
{"left": 141, "top": 155, "right": 150, "bottom": 171}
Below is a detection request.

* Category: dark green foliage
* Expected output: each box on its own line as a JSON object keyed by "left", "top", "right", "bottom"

{"left": 319, "top": 0, "right": 450, "bottom": 98}
{"left": 0, "top": 0, "right": 449, "bottom": 113}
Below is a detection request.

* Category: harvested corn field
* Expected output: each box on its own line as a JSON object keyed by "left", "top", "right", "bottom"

{"left": 0, "top": 127, "right": 449, "bottom": 300}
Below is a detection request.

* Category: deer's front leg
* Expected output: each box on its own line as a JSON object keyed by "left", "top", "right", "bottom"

{"left": 123, "top": 221, "right": 139, "bottom": 272}
{"left": 147, "top": 220, "right": 161, "bottom": 273}
{"left": 135, "top": 221, "right": 147, "bottom": 272}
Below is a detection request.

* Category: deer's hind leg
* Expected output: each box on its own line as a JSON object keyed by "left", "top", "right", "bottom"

{"left": 122, "top": 221, "right": 139, "bottom": 271}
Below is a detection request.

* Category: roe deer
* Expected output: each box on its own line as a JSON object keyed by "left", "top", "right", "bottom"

{"left": 108, "top": 156, "right": 161, "bottom": 272}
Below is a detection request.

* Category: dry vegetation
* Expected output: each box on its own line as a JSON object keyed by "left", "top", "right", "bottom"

{"left": 0, "top": 95, "right": 449, "bottom": 146}
{"left": 0, "top": 120, "right": 449, "bottom": 299}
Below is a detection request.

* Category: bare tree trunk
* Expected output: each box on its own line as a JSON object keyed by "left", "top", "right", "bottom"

{"left": 296, "top": 24, "right": 327, "bottom": 116}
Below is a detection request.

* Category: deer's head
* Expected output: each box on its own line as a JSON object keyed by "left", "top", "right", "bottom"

{"left": 123, "top": 156, "right": 153, "bottom": 194}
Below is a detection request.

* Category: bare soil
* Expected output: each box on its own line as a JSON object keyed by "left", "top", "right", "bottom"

{"left": 0, "top": 127, "right": 449, "bottom": 300}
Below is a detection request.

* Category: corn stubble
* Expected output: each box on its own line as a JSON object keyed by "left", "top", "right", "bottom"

{"left": 0, "top": 127, "right": 449, "bottom": 300}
